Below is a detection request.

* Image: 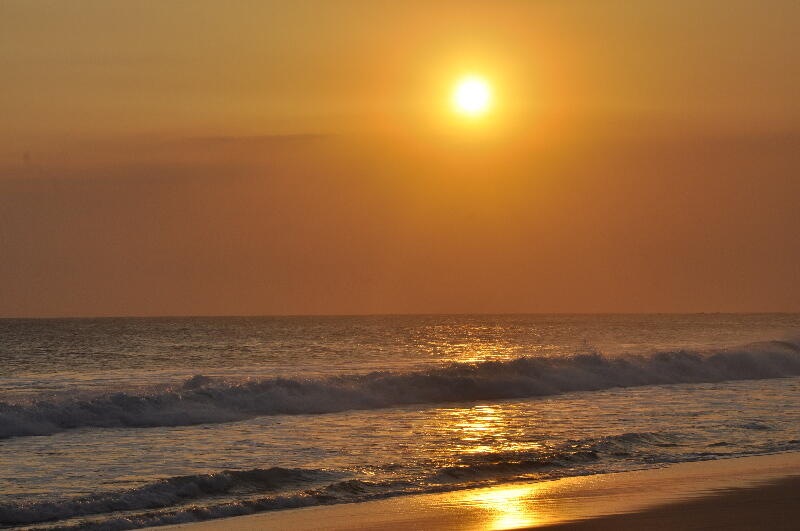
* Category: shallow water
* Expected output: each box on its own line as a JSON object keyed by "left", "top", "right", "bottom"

{"left": 1, "top": 314, "right": 799, "bottom": 529}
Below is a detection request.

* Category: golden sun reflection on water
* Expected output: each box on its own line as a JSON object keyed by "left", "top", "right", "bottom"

{"left": 430, "top": 404, "right": 559, "bottom": 529}
{"left": 437, "top": 404, "right": 543, "bottom": 457}
{"left": 415, "top": 323, "right": 553, "bottom": 365}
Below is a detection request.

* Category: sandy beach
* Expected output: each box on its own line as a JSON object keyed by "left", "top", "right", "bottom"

{"left": 155, "top": 451, "right": 800, "bottom": 530}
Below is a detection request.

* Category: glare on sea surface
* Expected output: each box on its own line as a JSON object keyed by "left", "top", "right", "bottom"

{"left": 453, "top": 76, "right": 492, "bottom": 116}
{"left": 438, "top": 404, "right": 542, "bottom": 454}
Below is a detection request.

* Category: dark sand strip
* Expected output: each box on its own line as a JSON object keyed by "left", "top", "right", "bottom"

{"left": 537, "top": 475, "right": 800, "bottom": 531}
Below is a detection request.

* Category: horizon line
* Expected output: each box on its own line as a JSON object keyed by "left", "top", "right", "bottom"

{"left": 2, "top": 310, "right": 798, "bottom": 321}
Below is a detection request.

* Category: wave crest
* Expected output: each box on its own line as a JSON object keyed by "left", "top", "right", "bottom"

{"left": 2, "top": 340, "right": 800, "bottom": 440}
{"left": 0, "top": 467, "right": 332, "bottom": 526}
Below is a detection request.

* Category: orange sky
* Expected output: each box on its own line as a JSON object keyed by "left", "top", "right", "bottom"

{"left": 1, "top": 1, "right": 799, "bottom": 317}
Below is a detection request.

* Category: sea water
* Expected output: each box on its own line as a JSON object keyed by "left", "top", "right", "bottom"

{"left": 1, "top": 314, "right": 799, "bottom": 529}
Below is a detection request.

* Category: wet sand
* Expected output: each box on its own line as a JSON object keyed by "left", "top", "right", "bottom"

{"left": 155, "top": 451, "right": 800, "bottom": 530}
{"left": 537, "top": 475, "right": 800, "bottom": 530}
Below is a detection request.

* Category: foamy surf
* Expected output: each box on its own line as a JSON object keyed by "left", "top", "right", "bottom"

{"left": 6, "top": 429, "right": 800, "bottom": 531}
{"left": 2, "top": 340, "right": 799, "bottom": 440}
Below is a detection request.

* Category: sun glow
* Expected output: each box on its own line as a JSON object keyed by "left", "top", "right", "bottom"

{"left": 453, "top": 76, "right": 491, "bottom": 116}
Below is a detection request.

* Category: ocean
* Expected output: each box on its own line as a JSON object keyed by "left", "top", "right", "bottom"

{"left": 1, "top": 313, "right": 799, "bottom": 530}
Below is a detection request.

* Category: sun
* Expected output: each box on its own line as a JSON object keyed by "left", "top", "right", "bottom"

{"left": 453, "top": 76, "right": 492, "bottom": 116}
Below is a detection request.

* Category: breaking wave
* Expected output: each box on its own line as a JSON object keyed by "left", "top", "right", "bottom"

{"left": 7, "top": 429, "right": 800, "bottom": 530}
{"left": 2, "top": 340, "right": 800, "bottom": 440}
{"left": 0, "top": 432, "right": 669, "bottom": 529}
{"left": 1, "top": 472, "right": 414, "bottom": 530}
{"left": 14, "top": 483, "right": 403, "bottom": 531}
{"left": 0, "top": 467, "right": 333, "bottom": 526}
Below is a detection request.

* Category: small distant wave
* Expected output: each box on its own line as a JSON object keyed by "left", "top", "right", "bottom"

{"left": 3, "top": 339, "right": 800, "bottom": 440}
{"left": 428, "top": 450, "right": 599, "bottom": 484}
{"left": 579, "top": 431, "right": 682, "bottom": 453}
{"left": 426, "top": 431, "right": 682, "bottom": 484}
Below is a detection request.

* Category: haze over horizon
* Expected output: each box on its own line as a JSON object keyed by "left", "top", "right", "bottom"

{"left": 2, "top": 0, "right": 799, "bottom": 318}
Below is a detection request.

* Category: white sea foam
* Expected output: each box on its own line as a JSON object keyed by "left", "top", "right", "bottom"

{"left": 1, "top": 340, "right": 799, "bottom": 440}
{"left": 0, "top": 467, "right": 331, "bottom": 526}
{"left": 10, "top": 430, "right": 797, "bottom": 530}
{"left": 0, "top": 434, "right": 668, "bottom": 528}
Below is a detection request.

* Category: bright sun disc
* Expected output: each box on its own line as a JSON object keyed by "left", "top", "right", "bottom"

{"left": 453, "top": 76, "right": 491, "bottom": 116}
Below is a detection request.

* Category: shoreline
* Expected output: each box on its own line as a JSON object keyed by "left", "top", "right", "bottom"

{"left": 154, "top": 451, "right": 800, "bottom": 530}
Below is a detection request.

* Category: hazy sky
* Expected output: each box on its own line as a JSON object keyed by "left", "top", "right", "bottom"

{"left": 1, "top": 1, "right": 799, "bottom": 317}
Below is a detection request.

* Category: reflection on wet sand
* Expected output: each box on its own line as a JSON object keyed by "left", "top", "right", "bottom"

{"left": 459, "top": 484, "right": 546, "bottom": 529}
{"left": 443, "top": 470, "right": 603, "bottom": 529}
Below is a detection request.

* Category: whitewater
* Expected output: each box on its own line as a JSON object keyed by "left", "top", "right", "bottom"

{"left": 1, "top": 314, "right": 799, "bottom": 530}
